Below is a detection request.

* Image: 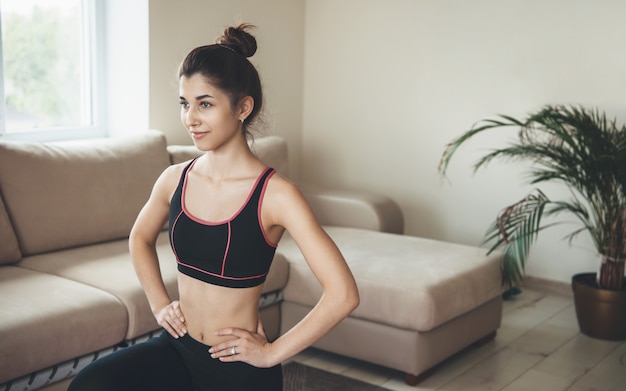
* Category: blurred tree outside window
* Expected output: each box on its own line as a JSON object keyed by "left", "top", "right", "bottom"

{"left": 0, "top": 0, "right": 103, "bottom": 140}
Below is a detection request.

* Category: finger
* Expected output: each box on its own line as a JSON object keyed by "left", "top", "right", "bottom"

{"left": 209, "top": 341, "right": 235, "bottom": 355}
{"left": 172, "top": 301, "right": 185, "bottom": 322}
{"left": 160, "top": 321, "right": 182, "bottom": 339}
{"left": 171, "top": 318, "right": 187, "bottom": 337}
{"left": 209, "top": 342, "right": 240, "bottom": 359}
{"left": 170, "top": 313, "right": 186, "bottom": 329}
{"left": 161, "top": 316, "right": 185, "bottom": 337}
{"left": 165, "top": 309, "right": 187, "bottom": 337}
{"left": 214, "top": 327, "right": 248, "bottom": 338}
{"left": 218, "top": 353, "right": 238, "bottom": 362}
{"left": 172, "top": 323, "right": 187, "bottom": 337}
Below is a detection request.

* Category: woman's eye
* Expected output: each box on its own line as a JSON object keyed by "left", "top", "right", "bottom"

{"left": 200, "top": 102, "right": 211, "bottom": 108}
{"left": 179, "top": 101, "right": 190, "bottom": 109}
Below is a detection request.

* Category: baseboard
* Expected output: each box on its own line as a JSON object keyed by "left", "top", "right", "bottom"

{"left": 522, "top": 276, "right": 572, "bottom": 297}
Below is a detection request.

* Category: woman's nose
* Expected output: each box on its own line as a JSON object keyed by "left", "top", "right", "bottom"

{"left": 184, "top": 109, "right": 199, "bottom": 128}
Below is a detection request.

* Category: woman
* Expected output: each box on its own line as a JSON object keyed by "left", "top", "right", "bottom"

{"left": 69, "top": 24, "right": 359, "bottom": 391}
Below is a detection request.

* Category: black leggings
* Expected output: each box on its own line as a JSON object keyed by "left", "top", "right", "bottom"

{"left": 69, "top": 331, "right": 283, "bottom": 391}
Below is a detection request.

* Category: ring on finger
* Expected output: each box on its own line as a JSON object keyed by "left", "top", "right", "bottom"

{"left": 231, "top": 346, "right": 236, "bottom": 355}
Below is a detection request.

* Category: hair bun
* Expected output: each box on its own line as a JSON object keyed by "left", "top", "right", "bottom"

{"left": 216, "top": 23, "right": 257, "bottom": 58}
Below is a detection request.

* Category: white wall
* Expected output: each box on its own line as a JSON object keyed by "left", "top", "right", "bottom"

{"left": 301, "top": 0, "right": 626, "bottom": 283}
{"left": 148, "top": 0, "right": 305, "bottom": 177}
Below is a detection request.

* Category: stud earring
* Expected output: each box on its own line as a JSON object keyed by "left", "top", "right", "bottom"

{"left": 240, "top": 118, "right": 245, "bottom": 123}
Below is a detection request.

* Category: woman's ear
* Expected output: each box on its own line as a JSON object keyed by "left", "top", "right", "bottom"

{"left": 238, "top": 96, "right": 254, "bottom": 121}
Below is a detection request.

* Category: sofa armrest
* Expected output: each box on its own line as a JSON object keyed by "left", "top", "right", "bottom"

{"left": 300, "top": 184, "right": 404, "bottom": 234}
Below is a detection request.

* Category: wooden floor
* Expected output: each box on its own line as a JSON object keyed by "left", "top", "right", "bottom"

{"left": 289, "top": 287, "right": 626, "bottom": 390}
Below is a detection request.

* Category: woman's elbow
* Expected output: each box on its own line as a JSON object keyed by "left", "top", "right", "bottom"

{"left": 344, "top": 283, "right": 360, "bottom": 314}
{"left": 325, "top": 282, "right": 359, "bottom": 317}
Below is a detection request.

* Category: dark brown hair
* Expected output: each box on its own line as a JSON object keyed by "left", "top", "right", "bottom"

{"left": 178, "top": 24, "right": 262, "bottom": 134}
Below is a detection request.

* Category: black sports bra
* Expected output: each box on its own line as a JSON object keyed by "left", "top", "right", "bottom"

{"left": 169, "top": 159, "right": 277, "bottom": 288}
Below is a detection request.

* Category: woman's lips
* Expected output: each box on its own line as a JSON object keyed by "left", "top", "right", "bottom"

{"left": 190, "top": 131, "right": 209, "bottom": 139}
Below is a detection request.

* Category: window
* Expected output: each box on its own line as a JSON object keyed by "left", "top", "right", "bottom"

{"left": 0, "top": 0, "right": 105, "bottom": 141}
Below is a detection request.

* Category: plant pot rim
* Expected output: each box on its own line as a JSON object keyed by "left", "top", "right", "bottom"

{"left": 572, "top": 272, "right": 626, "bottom": 292}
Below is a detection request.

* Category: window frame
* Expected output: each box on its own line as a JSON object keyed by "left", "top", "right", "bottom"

{"left": 0, "top": 0, "right": 107, "bottom": 142}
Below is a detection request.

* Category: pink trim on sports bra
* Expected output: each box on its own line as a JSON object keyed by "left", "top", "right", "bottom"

{"left": 178, "top": 258, "right": 270, "bottom": 281}
{"left": 257, "top": 170, "right": 278, "bottom": 247}
{"left": 181, "top": 161, "right": 273, "bottom": 226}
{"left": 221, "top": 222, "right": 231, "bottom": 276}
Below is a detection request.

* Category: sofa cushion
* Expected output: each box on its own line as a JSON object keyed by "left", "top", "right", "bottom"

{"left": 0, "top": 194, "right": 21, "bottom": 265}
{"left": 19, "top": 232, "right": 178, "bottom": 339}
{"left": 167, "top": 135, "right": 289, "bottom": 177}
{"left": 0, "top": 130, "right": 171, "bottom": 256}
{"left": 0, "top": 266, "right": 128, "bottom": 383}
{"left": 19, "top": 232, "right": 291, "bottom": 340}
{"left": 278, "top": 227, "right": 503, "bottom": 332}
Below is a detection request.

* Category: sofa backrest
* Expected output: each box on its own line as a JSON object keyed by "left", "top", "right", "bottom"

{"left": 250, "top": 136, "right": 289, "bottom": 177}
{"left": 167, "top": 135, "right": 290, "bottom": 177}
{"left": 0, "top": 194, "right": 21, "bottom": 265}
{"left": 0, "top": 130, "right": 171, "bottom": 256}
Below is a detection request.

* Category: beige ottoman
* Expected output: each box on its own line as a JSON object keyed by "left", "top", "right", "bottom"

{"left": 278, "top": 226, "right": 503, "bottom": 385}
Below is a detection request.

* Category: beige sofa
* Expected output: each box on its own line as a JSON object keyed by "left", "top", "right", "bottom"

{"left": 0, "top": 130, "right": 503, "bottom": 390}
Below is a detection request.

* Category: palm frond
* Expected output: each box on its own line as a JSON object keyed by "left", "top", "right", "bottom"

{"left": 439, "top": 118, "right": 522, "bottom": 176}
{"left": 439, "top": 104, "right": 626, "bottom": 289}
{"left": 482, "top": 190, "right": 551, "bottom": 288}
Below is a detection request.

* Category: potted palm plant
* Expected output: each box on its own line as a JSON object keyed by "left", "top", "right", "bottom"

{"left": 439, "top": 104, "right": 626, "bottom": 340}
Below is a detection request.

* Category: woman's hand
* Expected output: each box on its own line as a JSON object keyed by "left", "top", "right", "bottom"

{"left": 209, "top": 317, "right": 276, "bottom": 368}
{"left": 155, "top": 300, "right": 187, "bottom": 338}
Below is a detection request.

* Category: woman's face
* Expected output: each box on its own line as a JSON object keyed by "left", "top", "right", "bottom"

{"left": 179, "top": 74, "right": 242, "bottom": 151}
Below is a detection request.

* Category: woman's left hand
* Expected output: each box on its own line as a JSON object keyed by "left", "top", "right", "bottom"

{"left": 209, "top": 318, "right": 276, "bottom": 368}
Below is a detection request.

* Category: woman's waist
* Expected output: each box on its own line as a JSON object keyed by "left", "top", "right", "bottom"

{"left": 179, "top": 290, "right": 260, "bottom": 345}
{"left": 183, "top": 312, "right": 258, "bottom": 345}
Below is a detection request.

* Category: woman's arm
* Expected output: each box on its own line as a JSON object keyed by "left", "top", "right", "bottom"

{"left": 212, "top": 175, "right": 359, "bottom": 367}
{"left": 129, "top": 165, "right": 187, "bottom": 338}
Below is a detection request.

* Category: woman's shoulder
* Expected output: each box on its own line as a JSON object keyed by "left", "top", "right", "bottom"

{"left": 151, "top": 160, "right": 192, "bottom": 199}
{"left": 264, "top": 170, "right": 308, "bottom": 208}
{"left": 266, "top": 170, "right": 299, "bottom": 193}
{"left": 160, "top": 160, "right": 190, "bottom": 183}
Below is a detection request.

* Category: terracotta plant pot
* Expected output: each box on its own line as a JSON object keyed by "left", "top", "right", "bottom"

{"left": 571, "top": 273, "right": 626, "bottom": 341}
